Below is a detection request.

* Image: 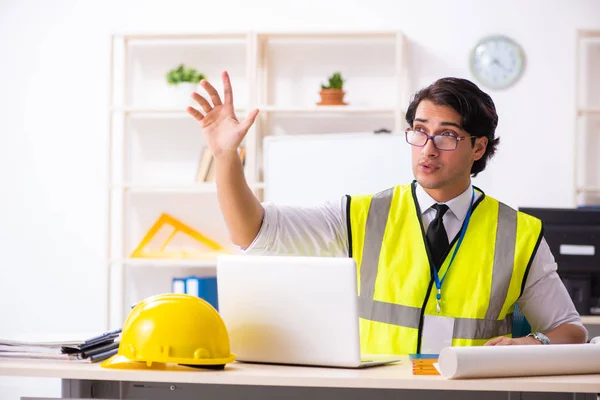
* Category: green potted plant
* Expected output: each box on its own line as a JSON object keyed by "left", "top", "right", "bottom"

{"left": 317, "top": 72, "right": 347, "bottom": 106}
{"left": 165, "top": 64, "right": 206, "bottom": 106}
{"left": 166, "top": 64, "right": 206, "bottom": 85}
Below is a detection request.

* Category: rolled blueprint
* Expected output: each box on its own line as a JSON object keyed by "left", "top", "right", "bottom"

{"left": 438, "top": 343, "right": 600, "bottom": 379}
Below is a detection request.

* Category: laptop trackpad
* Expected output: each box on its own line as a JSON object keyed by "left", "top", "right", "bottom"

{"left": 421, "top": 314, "right": 454, "bottom": 354}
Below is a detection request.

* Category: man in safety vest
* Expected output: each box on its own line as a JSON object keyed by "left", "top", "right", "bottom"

{"left": 187, "top": 71, "right": 587, "bottom": 354}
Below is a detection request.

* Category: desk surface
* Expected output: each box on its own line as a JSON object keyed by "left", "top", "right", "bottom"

{"left": 582, "top": 316, "right": 600, "bottom": 325}
{"left": 1, "top": 358, "right": 600, "bottom": 393}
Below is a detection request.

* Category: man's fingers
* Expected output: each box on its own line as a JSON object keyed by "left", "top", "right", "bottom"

{"left": 186, "top": 106, "right": 204, "bottom": 122}
{"left": 240, "top": 109, "right": 259, "bottom": 132}
{"left": 191, "top": 92, "right": 213, "bottom": 113}
{"left": 485, "top": 337, "right": 515, "bottom": 346}
{"left": 484, "top": 337, "right": 503, "bottom": 346}
{"left": 222, "top": 71, "right": 233, "bottom": 105}
{"left": 200, "top": 79, "right": 223, "bottom": 107}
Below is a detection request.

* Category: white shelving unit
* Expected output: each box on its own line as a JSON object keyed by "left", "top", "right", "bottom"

{"left": 107, "top": 30, "right": 408, "bottom": 329}
{"left": 575, "top": 30, "right": 600, "bottom": 207}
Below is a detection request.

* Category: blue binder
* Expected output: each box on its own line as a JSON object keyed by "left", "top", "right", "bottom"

{"left": 184, "top": 276, "right": 218, "bottom": 311}
{"left": 171, "top": 277, "right": 186, "bottom": 294}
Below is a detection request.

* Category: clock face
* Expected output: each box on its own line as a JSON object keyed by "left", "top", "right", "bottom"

{"left": 469, "top": 35, "right": 525, "bottom": 90}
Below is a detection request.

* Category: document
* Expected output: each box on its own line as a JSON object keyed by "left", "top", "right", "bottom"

{"left": 438, "top": 343, "right": 600, "bottom": 379}
{"left": 0, "top": 329, "right": 121, "bottom": 363}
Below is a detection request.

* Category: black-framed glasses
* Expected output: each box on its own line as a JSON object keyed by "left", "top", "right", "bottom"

{"left": 405, "top": 129, "right": 475, "bottom": 151}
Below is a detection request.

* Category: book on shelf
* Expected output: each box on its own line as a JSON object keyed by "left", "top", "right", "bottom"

{"left": 196, "top": 145, "right": 246, "bottom": 183}
{"left": 238, "top": 145, "right": 246, "bottom": 166}
{"left": 195, "top": 146, "right": 213, "bottom": 182}
{"left": 205, "top": 157, "right": 216, "bottom": 181}
{"left": 172, "top": 275, "right": 219, "bottom": 310}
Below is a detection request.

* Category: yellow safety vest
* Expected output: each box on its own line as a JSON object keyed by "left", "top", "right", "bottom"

{"left": 347, "top": 182, "right": 542, "bottom": 355}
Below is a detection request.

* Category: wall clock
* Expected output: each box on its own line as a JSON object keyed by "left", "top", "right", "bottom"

{"left": 469, "top": 35, "right": 526, "bottom": 90}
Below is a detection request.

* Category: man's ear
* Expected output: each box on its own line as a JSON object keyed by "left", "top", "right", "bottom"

{"left": 473, "top": 137, "right": 488, "bottom": 161}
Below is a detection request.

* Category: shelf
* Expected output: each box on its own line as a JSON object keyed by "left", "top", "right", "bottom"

{"left": 107, "top": 29, "right": 409, "bottom": 328}
{"left": 115, "top": 258, "right": 218, "bottom": 268}
{"left": 579, "top": 30, "right": 600, "bottom": 39}
{"left": 259, "top": 31, "right": 399, "bottom": 41}
{"left": 581, "top": 315, "right": 600, "bottom": 325}
{"left": 112, "top": 107, "right": 247, "bottom": 118}
{"left": 117, "top": 32, "right": 247, "bottom": 43}
{"left": 112, "top": 182, "right": 264, "bottom": 193}
{"left": 260, "top": 105, "right": 398, "bottom": 114}
{"left": 580, "top": 36, "right": 600, "bottom": 45}
{"left": 117, "top": 31, "right": 400, "bottom": 42}
{"left": 114, "top": 183, "right": 216, "bottom": 193}
{"left": 578, "top": 108, "right": 600, "bottom": 116}
{"left": 127, "top": 38, "right": 247, "bottom": 46}
{"left": 576, "top": 186, "right": 600, "bottom": 194}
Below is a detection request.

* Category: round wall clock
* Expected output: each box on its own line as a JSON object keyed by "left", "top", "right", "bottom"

{"left": 469, "top": 35, "right": 526, "bottom": 90}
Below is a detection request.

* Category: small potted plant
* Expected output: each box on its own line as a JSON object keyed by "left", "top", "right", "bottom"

{"left": 165, "top": 64, "right": 206, "bottom": 106}
{"left": 317, "top": 72, "right": 347, "bottom": 106}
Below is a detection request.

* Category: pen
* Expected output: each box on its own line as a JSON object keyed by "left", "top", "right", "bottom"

{"left": 89, "top": 347, "right": 118, "bottom": 363}
{"left": 83, "top": 329, "right": 122, "bottom": 346}
{"left": 82, "top": 341, "right": 120, "bottom": 359}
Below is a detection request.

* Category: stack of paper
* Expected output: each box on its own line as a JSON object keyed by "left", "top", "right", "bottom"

{"left": 0, "top": 338, "right": 81, "bottom": 361}
{"left": 0, "top": 329, "right": 121, "bottom": 363}
{"left": 409, "top": 353, "right": 440, "bottom": 375}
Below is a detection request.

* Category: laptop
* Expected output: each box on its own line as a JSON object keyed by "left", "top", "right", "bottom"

{"left": 216, "top": 255, "right": 402, "bottom": 368}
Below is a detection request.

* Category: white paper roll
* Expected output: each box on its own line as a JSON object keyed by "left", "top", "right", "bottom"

{"left": 438, "top": 344, "right": 600, "bottom": 379}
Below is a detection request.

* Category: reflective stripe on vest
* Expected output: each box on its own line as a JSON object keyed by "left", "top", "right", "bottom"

{"left": 358, "top": 297, "right": 513, "bottom": 339}
{"left": 357, "top": 187, "right": 517, "bottom": 340}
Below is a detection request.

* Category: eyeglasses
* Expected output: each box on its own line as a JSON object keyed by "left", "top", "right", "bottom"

{"left": 405, "top": 129, "right": 475, "bottom": 151}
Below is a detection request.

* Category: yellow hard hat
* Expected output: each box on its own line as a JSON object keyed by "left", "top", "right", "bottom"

{"left": 101, "top": 293, "right": 236, "bottom": 370}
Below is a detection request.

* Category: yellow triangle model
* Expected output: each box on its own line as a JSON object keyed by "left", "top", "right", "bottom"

{"left": 130, "top": 213, "right": 229, "bottom": 259}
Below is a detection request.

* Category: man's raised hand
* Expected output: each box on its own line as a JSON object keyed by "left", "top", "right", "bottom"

{"left": 187, "top": 71, "right": 259, "bottom": 158}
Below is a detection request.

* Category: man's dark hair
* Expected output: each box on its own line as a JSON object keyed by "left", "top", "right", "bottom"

{"left": 405, "top": 77, "right": 499, "bottom": 177}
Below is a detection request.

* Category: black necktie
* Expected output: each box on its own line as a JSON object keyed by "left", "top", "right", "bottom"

{"left": 426, "top": 204, "right": 449, "bottom": 269}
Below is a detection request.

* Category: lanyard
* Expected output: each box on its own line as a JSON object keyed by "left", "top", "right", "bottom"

{"left": 433, "top": 186, "right": 475, "bottom": 313}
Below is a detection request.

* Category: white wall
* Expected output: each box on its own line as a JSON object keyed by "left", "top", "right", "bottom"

{"left": 0, "top": 0, "right": 599, "bottom": 398}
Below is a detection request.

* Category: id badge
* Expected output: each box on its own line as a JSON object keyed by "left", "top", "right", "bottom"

{"left": 421, "top": 314, "right": 455, "bottom": 354}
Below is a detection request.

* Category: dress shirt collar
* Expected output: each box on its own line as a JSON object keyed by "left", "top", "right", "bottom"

{"left": 415, "top": 182, "right": 474, "bottom": 222}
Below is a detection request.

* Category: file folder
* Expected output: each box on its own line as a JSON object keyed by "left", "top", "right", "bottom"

{"left": 185, "top": 276, "right": 218, "bottom": 310}
{"left": 172, "top": 277, "right": 186, "bottom": 294}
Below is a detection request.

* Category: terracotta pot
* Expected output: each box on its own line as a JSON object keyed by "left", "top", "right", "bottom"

{"left": 317, "top": 89, "right": 347, "bottom": 106}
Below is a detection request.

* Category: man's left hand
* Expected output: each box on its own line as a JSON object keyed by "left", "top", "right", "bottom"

{"left": 484, "top": 336, "right": 541, "bottom": 346}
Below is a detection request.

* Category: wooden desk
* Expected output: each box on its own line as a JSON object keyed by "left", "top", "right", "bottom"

{"left": 582, "top": 316, "right": 600, "bottom": 325}
{"left": 1, "top": 358, "right": 599, "bottom": 399}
